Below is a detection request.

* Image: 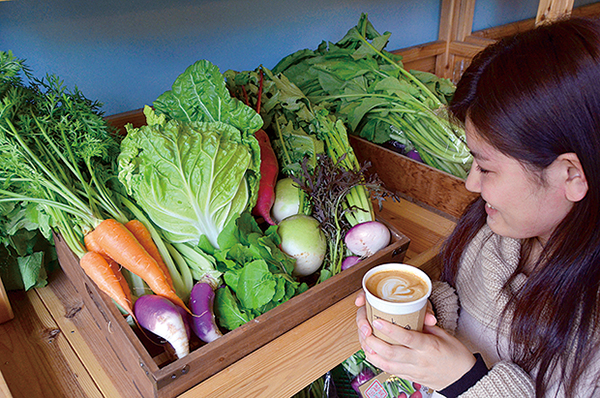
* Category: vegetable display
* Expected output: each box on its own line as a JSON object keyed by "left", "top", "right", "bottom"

{"left": 0, "top": 14, "right": 458, "bottom": 367}
{"left": 272, "top": 13, "right": 472, "bottom": 178}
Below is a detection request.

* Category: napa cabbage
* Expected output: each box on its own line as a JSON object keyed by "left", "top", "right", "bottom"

{"left": 118, "top": 60, "right": 263, "bottom": 250}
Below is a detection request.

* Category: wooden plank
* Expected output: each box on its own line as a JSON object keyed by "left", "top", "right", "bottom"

{"left": 104, "top": 108, "right": 146, "bottom": 134}
{"left": 351, "top": 135, "right": 478, "bottom": 220}
{"left": 448, "top": 40, "right": 488, "bottom": 58}
{"left": 391, "top": 40, "right": 446, "bottom": 63}
{"left": 376, "top": 199, "right": 455, "bottom": 256}
{"left": 436, "top": 0, "right": 477, "bottom": 79}
{"left": 0, "top": 289, "right": 101, "bottom": 398}
{"left": 0, "top": 277, "right": 14, "bottom": 325}
{"left": 35, "top": 276, "right": 124, "bottom": 398}
{"left": 536, "top": 0, "right": 575, "bottom": 25}
{"left": 0, "top": 370, "right": 13, "bottom": 398}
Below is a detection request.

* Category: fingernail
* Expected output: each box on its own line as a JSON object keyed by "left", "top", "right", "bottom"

{"left": 373, "top": 320, "right": 384, "bottom": 330}
{"left": 360, "top": 325, "right": 370, "bottom": 338}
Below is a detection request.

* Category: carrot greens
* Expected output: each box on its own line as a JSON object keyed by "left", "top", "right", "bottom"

{"left": 0, "top": 51, "right": 126, "bottom": 260}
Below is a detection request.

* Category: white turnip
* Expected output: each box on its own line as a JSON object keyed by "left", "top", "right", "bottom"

{"left": 272, "top": 178, "right": 302, "bottom": 223}
{"left": 278, "top": 214, "right": 327, "bottom": 276}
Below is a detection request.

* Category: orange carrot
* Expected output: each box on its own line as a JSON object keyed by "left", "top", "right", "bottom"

{"left": 124, "top": 219, "right": 174, "bottom": 290}
{"left": 79, "top": 251, "right": 134, "bottom": 316}
{"left": 83, "top": 233, "right": 134, "bottom": 306}
{"left": 86, "top": 219, "right": 188, "bottom": 311}
{"left": 107, "top": 259, "right": 133, "bottom": 304}
{"left": 84, "top": 230, "right": 109, "bottom": 258}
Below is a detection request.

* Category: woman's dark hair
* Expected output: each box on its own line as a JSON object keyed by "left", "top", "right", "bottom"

{"left": 441, "top": 17, "right": 600, "bottom": 397}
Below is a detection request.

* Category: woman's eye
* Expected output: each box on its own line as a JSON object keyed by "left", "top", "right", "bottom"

{"left": 476, "top": 164, "right": 491, "bottom": 174}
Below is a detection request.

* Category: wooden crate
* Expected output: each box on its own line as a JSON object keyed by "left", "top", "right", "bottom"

{"left": 53, "top": 220, "right": 409, "bottom": 398}
{"left": 350, "top": 135, "right": 477, "bottom": 220}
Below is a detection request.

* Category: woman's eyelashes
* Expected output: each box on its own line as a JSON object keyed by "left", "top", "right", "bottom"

{"left": 476, "top": 164, "right": 491, "bottom": 174}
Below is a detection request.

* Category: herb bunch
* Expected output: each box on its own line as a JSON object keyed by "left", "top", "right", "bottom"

{"left": 292, "top": 154, "right": 396, "bottom": 278}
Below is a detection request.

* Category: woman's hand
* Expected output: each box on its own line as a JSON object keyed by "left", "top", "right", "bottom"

{"left": 355, "top": 291, "right": 476, "bottom": 390}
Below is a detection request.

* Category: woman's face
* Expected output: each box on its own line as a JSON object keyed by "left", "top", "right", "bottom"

{"left": 464, "top": 119, "right": 573, "bottom": 243}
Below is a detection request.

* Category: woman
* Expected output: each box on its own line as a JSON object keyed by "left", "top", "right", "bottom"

{"left": 355, "top": 17, "right": 600, "bottom": 397}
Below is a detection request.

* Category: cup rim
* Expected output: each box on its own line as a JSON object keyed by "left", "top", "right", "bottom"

{"left": 362, "top": 263, "right": 432, "bottom": 314}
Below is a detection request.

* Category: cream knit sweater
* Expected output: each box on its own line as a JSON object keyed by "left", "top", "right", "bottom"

{"left": 430, "top": 225, "right": 600, "bottom": 397}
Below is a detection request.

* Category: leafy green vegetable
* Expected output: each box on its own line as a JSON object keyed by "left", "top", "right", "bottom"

{"left": 153, "top": 60, "right": 263, "bottom": 209}
{"left": 119, "top": 106, "right": 259, "bottom": 250}
{"left": 226, "top": 67, "right": 375, "bottom": 226}
{"left": 0, "top": 50, "right": 127, "bottom": 265}
{"left": 0, "top": 202, "right": 58, "bottom": 290}
{"left": 213, "top": 212, "right": 307, "bottom": 331}
{"left": 272, "top": 13, "right": 472, "bottom": 178}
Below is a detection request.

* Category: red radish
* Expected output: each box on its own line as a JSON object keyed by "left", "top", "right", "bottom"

{"left": 250, "top": 69, "right": 279, "bottom": 225}
{"left": 252, "top": 128, "right": 279, "bottom": 225}
{"left": 189, "top": 281, "right": 223, "bottom": 343}
{"left": 134, "top": 294, "right": 190, "bottom": 359}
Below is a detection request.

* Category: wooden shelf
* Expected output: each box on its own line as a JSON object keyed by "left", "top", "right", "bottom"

{"left": 0, "top": 198, "right": 454, "bottom": 398}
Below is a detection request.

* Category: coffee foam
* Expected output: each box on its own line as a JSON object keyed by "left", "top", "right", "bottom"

{"left": 376, "top": 275, "right": 427, "bottom": 302}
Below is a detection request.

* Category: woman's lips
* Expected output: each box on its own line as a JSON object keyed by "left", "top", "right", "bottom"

{"left": 485, "top": 202, "right": 497, "bottom": 216}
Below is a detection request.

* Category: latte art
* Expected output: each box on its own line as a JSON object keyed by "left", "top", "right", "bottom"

{"left": 378, "top": 277, "right": 425, "bottom": 301}
{"left": 366, "top": 270, "right": 428, "bottom": 303}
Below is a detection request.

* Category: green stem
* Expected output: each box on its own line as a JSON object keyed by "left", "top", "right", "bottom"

{"left": 355, "top": 34, "right": 442, "bottom": 107}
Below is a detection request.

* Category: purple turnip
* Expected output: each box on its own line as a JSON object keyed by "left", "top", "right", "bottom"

{"left": 345, "top": 221, "right": 391, "bottom": 257}
{"left": 134, "top": 294, "right": 190, "bottom": 359}
{"left": 341, "top": 256, "right": 361, "bottom": 270}
{"left": 189, "top": 281, "right": 223, "bottom": 343}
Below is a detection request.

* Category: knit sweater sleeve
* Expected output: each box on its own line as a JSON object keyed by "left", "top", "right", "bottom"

{"left": 430, "top": 280, "right": 460, "bottom": 334}
{"left": 459, "top": 361, "right": 535, "bottom": 397}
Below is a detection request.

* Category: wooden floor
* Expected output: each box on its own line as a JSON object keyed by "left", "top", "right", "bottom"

{"left": 0, "top": 198, "right": 456, "bottom": 398}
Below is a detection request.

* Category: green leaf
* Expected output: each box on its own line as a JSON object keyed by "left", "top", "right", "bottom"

{"left": 236, "top": 260, "right": 276, "bottom": 310}
{"left": 18, "top": 251, "right": 46, "bottom": 290}
{"left": 153, "top": 60, "right": 263, "bottom": 137}
{"left": 214, "top": 286, "right": 253, "bottom": 330}
{"left": 119, "top": 108, "right": 256, "bottom": 249}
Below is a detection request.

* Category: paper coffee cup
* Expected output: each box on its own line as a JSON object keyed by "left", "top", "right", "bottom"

{"left": 362, "top": 263, "right": 432, "bottom": 344}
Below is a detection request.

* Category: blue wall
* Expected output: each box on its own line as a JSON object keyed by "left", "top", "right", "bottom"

{"left": 1, "top": 0, "right": 597, "bottom": 116}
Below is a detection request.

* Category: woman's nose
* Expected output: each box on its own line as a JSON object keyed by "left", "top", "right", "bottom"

{"left": 465, "top": 162, "right": 481, "bottom": 193}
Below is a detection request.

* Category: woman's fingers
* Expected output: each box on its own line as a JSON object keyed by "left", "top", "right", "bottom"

{"left": 424, "top": 300, "right": 437, "bottom": 326}
{"left": 355, "top": 290, "right": 366, "bottom": 307}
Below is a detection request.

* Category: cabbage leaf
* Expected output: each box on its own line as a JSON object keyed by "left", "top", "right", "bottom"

{"left": 119, "top": 107, "right": 259, "bottom": 249}
{"left": 119, "top": 60, "right": 263, "bottom": 250}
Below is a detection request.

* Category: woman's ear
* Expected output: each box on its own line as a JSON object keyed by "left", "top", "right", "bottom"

{"left": 558, "top": 153, "right": 588, "bottom": 202}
